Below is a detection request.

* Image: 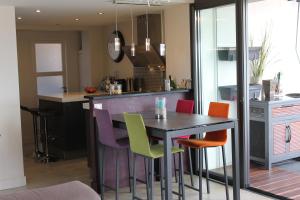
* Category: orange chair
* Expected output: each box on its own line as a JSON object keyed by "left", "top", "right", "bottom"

{"left": 177, "top": 102, "right": 230, "bottom": 200}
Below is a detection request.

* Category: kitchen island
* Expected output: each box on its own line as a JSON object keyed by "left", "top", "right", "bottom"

{"left": 250, "top": 96, "right": 300, "bottom": 169}
{"left": 84, "top": 89, "right": 192, "bottom": 193}
{"left": 38, "top": 91, "right": 107, "bottom": 159}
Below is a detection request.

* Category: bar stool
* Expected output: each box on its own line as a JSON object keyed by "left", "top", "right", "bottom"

{"left": 152, "top": 99, "right": 195, "bottom": 187}
{"left": 177, "top": 102, "right": 230, "bottom": 200}
{"left": 20, "top": 106, "right": 57, "bottom": 163}
{"left": 124, "top": 113, "right": 185, "bottom": 200}
{"left": 39, "top": 109, "right": 57, "bottom": 163}
{"left": 94, "top": 109, "right": 132, "bottom": 200}
{"left": 20, "top": 106, "right": 43, "bottom": 159}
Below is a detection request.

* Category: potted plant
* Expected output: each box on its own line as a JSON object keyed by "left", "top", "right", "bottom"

{"left": 250, "top": 31, "right": 271, "bottom": 84}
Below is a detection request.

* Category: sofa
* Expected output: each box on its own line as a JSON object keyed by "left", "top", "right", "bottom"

{"left": 0, "top": 181, "right": 100, "bottom": 200}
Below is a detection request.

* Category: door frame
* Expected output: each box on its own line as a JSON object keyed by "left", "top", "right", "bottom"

{"left": 190, "top": 0, "right": 250, "bottom": 188}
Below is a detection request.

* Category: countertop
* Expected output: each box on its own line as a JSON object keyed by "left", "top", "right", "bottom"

{"left": 38, "top": 89, "right": 191, "bottom": 103}
{"left": 250, "top": 95, "right": 300, "bottom": 106}
{"left": 84, "top": 89, "right": 191, "bottom": 100}
{"left": 38, "top": 91, "right": 107, "bottom": 103}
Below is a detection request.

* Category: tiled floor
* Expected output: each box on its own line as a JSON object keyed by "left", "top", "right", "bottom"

{"left": 0, "top": 157, "right": 273, "bottom": 200}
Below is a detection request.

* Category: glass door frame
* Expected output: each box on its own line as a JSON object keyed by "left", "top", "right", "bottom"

{"left": 190, "top": 0, "right": 250, "bottom": 188}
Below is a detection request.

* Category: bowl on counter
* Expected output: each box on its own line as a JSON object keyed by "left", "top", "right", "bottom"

{"left": 85, "top": 86, "right": 97, "bottom": 94}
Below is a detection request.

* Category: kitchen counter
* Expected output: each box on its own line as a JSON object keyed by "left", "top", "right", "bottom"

{"left": 250, "top": 95, "right": 300, "bottom": 169}
{"left": 38, "top": 91, "right": 107, "bottom": 103}
{"left": 250, "top": 96, "right": 300, "bottom": 106}
{"left": 38, "top": 90, "right": 191, "bottom": 103}
{"left": 84, "top": 89, "right": 191, "bottom": 100}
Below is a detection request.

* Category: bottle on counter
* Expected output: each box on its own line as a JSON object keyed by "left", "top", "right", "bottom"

{"left": 169, "top": 75, "right": 177, "bottom": 90}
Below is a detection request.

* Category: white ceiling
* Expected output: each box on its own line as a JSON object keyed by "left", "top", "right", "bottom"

{"left": 0, "top": 0, "right": 193, "bottom": 27}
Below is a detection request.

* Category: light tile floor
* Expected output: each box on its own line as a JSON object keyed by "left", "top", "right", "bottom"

{"left": 0, "top": 157, "right": 274, "bottom": 200}
{"left": 104, "top": 177, "right": 274, "bottom": 200}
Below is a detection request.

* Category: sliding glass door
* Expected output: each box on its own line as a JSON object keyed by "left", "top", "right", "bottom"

{"left": 193, "top": 3, "right": 237, "bottom": 182}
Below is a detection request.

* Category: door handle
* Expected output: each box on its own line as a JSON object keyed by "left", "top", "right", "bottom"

{"left": 285, "top": 125, "right": 290, "bottom": 143}
{"left": 288, "top": 125, "right": 292, "bottom": 143}
{"left": 286, "top": 125, "right": 292, "bottom": 143}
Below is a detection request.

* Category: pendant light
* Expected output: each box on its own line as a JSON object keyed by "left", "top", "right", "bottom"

{"left": 145, "top": 6, "right": 151, "bottom": 51}
{"left": 160, "top": 9, "right": 166, "bottom": 56}
{"left": 130, "top": 7, "right": 135, "bottom": 56}
{"left": 114, "top": 4, "right": 120, "bottom": 52}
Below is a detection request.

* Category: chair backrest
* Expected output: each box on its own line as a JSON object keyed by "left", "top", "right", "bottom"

{"left": 94, "top": 109, "right": 118, "bottom": 147}
{"left": 176, "top": 99, "right": 194, "bottom": 114}
{"left": 123, "top": 113, "right": 152, "bottom": 157}
{"left": 204, "top": 102, "right": 230, "bottom": 142}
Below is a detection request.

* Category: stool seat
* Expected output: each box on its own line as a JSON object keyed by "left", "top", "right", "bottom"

{"left": 149, "top": 144, "right": 184, "bottom": 159}
{"left": 177, "top": 138, "right": 226, "bottom": 148}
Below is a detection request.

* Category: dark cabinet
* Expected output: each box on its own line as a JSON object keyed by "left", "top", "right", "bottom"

{"left": 39, "top": 99, "right": 87, "bottom": 159}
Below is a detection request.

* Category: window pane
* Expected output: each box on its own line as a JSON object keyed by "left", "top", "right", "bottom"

{"left": 35, "top": 43, "right": 63, "bottom": 72}
{"left": 37, "top": 76, "right": 63, "bottom": 95}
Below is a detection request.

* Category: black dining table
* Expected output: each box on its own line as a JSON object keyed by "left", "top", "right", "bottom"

{"left": 112, "top": 111, "right": 240, "bottom": 200}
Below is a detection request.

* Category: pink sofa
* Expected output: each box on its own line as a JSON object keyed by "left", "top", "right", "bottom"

{"left": 0, "top": 181, "right": 100, "bottom": 200}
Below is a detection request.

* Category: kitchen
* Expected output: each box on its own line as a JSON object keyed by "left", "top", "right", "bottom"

{"left": 16, "top": 1, "right": 192, "bottom": 190}
{"left": 3, "top": 0, "right": 297, "bottom": 199}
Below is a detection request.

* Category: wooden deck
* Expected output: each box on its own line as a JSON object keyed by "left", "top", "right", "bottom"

{"left": 250, "top": 162, "right": 300, "bottom": 200}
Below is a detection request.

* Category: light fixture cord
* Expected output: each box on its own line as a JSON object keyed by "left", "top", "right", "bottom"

{"left": 146, "top": 7, "right": 149, "bottom": 38}
{"left": 131, "top": 7, "right": 134, "bottom": 43}
{"left": 161, "top": 9, "right": 164, "bottom": 43}
{"left": 296, "top": 3, "right": 300, "bottom": 63}
{"left": 115, "top": 4, "right": 118, "bottom": 37}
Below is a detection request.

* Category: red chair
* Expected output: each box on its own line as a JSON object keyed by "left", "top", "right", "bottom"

{"left": 153, "top": 99, "right": 195, "bottom": 186}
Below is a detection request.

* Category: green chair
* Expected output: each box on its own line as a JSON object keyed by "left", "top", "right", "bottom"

{"left": 124, "top": 113, "right": 186, "bottom": 200}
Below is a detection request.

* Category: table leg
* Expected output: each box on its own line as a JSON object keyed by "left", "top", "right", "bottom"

{"left": 164, "top": 133, "right": 173, "bottom": 200}
{"left": 231, "top": 121, "right": 240, "bottom": 200}
{"left": 198, "top": 147, "right": 203, "bottom": 200}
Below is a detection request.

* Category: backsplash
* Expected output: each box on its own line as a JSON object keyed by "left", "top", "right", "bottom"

{"left": 133, "top": 67, "right": 165, "bottom": 91}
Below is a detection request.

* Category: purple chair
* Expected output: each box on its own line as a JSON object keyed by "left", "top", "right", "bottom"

{"left": 94, "top": 109, "right": 131, "bottom": 200}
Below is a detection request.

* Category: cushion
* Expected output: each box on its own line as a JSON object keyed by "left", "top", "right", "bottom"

{"left": 0, "top": 181, "right": 100, "bottom": 200}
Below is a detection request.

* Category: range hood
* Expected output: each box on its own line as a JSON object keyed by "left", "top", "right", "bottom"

{"left": 124, "top": 14, "right": 166, "bottom": 67}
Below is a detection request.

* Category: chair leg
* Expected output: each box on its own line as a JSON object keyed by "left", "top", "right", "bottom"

{"left": 149, "top": 158, "right": 154, "bottom": 200}
{"left": 159, "top": 158, "right": 164, "bottom": 200}
{"left": 115, "top": 150, "right": 119, "bottom": 200}
{"left": 179, "top": 152, "right": 185, "bottom": 200}
{"left": 172, "top": 140, "right": 178, "bottom": 183}
{"left": 100, "top": 146, "right": 105, "bottom": 200}
{"left": 198, "top": 148, "right": 203, "bottom": 200}
{"left": 144, "top": 158, "right": 150, "bottom": 200}
{"left": 132, "top": 154, "right": 137, "bottom": 200}
{"left": 127, "top": 149, "right": 132, "bottom": 193}
{"left": 221, "top": 146, "right": 229, "bottom": 200}
{"left": 188, "top": 147, "right": 195, "bottom": 187}
{"left": 204, "top": 148, "right": 210, "bottom": 194}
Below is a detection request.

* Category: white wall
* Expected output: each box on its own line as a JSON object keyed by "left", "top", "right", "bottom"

{"left": 80, "top": 27, "right": 106, "bottom": 89}
{"left": 165, "top": 4, "right": 192, "bottom": 83}
{"left": 0, "top": 6, "right": 26, "bottom": 190}
{"left": 249, "top": 0, "right": 300, "bottom": 94}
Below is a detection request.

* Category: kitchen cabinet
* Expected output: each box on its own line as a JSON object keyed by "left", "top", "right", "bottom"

{"left": 250, "top": 98, "right": 300, "bottom": 169}
{"left": 38, "top": 92, "right": 92, "bottom": 159}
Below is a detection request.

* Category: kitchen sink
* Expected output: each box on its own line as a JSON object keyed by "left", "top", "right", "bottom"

{"left": 286, "top": 93, "right": 300, "bottom": 98}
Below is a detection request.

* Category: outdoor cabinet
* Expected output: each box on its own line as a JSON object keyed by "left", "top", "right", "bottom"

{"left": 250, "top": 98, "right": 300, "bottom": 169}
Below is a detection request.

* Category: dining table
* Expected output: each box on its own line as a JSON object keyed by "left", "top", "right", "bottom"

{"left": 112, "top": 111, "right": 240, "bottom": 200}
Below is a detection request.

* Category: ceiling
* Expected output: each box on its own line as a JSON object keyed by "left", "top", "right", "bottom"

{"left": 0, "top": 0, "right": 193, "bottom": 28}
